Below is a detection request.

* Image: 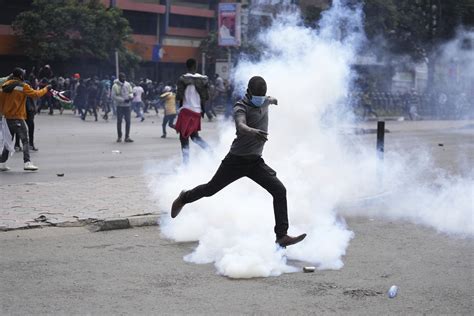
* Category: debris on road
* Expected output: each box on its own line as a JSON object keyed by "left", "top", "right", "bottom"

{"left": 343, "top": 288, "right": 383, "bottom": 298}
{"left": 388, "top": 285, "right": 399, "bottom": 298}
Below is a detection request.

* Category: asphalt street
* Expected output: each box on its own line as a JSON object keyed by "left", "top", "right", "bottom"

{"left": 0, "top": 113, "right": 473, "bottom": 314}
{"left": 0, "top": 219, "right": 472, "bottom": 315}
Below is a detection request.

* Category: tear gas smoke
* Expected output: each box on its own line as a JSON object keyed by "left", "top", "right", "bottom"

{"left": 148, "top": 0, "right": 473, "bottom": 278}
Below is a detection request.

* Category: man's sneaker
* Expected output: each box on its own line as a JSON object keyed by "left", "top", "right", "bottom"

{"left": 275, "top": 234, "right": 307, "bottom": 248}
{"left": 24, "top": 161, "right": 39, "bottom": 171}
{"left": 140, "top": 117, "right": 145, "bottom": 122}
{"left": 124, "top": 137, "right": 134, "bottom": 143}
{"left": 0, "top": 163, "right": 10, "bottom": 171}
{"left": 14, "top": 146, "right": 22, "bottom": 152}
{"left": 161, "top": 134, "right": 166, "bottom": 138}
{"left": 29, "top": 145, "right": 39, "bottom": 151}
{"left": 171, "top": 190, "right": 187, "bottom": 218}
{"left": 116, "top": 138, "right": 122, "bottom": 143}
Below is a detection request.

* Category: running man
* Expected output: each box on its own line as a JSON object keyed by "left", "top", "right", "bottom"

{"left": 171, "top": 76, "right": 307, "bottom": 248}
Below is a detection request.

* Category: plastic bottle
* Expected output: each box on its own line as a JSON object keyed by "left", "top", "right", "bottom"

{"left": 388, "top": 285, "right": 398, "bottom": 298}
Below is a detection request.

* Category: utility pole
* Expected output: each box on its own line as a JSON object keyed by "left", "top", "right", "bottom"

{"left": 110, "top": 0, "right": 119, "bottom": 78}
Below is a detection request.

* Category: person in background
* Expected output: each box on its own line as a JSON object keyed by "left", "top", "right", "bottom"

{"left": 408, "top": 88, "right": 421, "bottom": 120}
{"left": 132, "top": 82, "right": 145, "bottom": 122}
{"left": 14, "top": 89, "right": 38, "bottom": 151}
{"left": 74, "top": 78, "right": 88, "bottom": 118}
{"left": 112, "top": 72, "right": 133, "bottom": 143}
{"left": 160, "top": 86, "right": 176, "bottom": 138}
{"left": 82, "top": 78, "right": 98, "bottom": 121}
{"left": 0, "top": 68, "right": 49, "bottom": 171}
{"left": 175, "top": 58, "right": 210, "bottom": 163}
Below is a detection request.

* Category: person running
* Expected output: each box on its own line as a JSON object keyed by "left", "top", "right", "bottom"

{"left": 132, "top": 83, "right": 145, "bottom": 122}
{"left": 0, "top": 68, "right": 49, "bottom": 171}
{"left": 175, "top": 58, "right": 210, "bottom": 163}
{"left": 112, "top": 73, "right": 133, "bottom": 143}
{"left": 160, "top": 86, "right": 176, "bottom": 138}
{"left": 171, "top": 76, "right": 307, "bottom": 248}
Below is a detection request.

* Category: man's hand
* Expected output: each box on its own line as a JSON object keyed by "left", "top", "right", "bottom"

{"left": 46, "top": 84, "right": 52, "bottom": 91}
{"left": 249, "top": 128, "right": 268, "bottom": 142}
{"left": 235, "top": 112, "right": 268, "bottom": 141}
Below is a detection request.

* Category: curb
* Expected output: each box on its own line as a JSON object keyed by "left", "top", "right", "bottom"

{"left": 0, "top": 214, "right": 160, "bottom": 232}
{"left": 87, "top": 214, "right": 160, "bottom": 232}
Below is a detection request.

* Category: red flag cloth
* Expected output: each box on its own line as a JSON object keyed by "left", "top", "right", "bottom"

{"left": 174, "top": 108, "right": 201, "bottom": 138}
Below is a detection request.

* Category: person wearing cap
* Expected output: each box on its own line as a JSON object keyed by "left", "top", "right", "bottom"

{"left": 0, "top": 68, "right": 50, "bottom": 171}
{"left": 170, "top": 76, "right": 307, "bottom": 248}
{"left": 159, "top": 85, "right": 177, "bottom": 138}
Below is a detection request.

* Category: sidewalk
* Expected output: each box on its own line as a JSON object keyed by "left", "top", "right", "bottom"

{"left": 0, "top": 175, "right": 157, "bottom": 230}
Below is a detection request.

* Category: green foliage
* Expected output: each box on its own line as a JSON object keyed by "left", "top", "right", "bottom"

{"left": 12, "top": 0, "right": 139, "bottom": 66}
{"left": 362, "top": 0, "right": 474, "bottom": 60}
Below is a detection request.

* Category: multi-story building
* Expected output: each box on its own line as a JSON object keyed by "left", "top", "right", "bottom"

{"left": 108, "top": 0, "right": 217, "bottom": 81}
{"left": 0, "top": 0, "right": 332, "bottom": 81}
{"left": 0, "top": 0, "right": 218, "bottom": 82}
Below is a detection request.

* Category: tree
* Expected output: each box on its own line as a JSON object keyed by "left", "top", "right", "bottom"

{"left": 363, "top": 0, "right": 474, "bottom": 57}
{"left": 12, "top": 0, "right": 139, "bottom": 69}
{"left": 362, "top": 0, "right": 474, "bottom": 88}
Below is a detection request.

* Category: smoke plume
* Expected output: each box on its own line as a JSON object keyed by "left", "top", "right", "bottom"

{"left": 148, "top": 0, "right": 473, "bottom": 278}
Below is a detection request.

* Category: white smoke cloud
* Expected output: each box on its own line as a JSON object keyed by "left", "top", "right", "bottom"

{"left": 148, "top": 0, "right": 473, "bottom": 278}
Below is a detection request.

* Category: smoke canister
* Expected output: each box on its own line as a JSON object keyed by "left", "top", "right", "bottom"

{"left": 388, "top": 285, "right": 398, "bottom": 298}
{"left": 303, "top": 266, "right": 316, "bottom": 273}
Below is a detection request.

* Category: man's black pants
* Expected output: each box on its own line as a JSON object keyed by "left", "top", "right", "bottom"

{"left": 182, "top": 153, "right": 289, "bottom": 238}
{"left": 116, "top": 106, "right": 131, "bottom": 139}
{"left": 1, "top": 119, "right": 30, "bottom": 163}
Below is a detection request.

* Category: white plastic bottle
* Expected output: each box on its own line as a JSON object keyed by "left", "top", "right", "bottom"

{"left": 388, "top": 285, "right": 398, "bottom": 298}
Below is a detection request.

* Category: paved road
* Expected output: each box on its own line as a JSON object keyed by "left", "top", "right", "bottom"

{"left": 1, "top": 113, "right": 472, "bottom": 230}
{"left": 0, "top": 114, "right": 472, "bottom": 314}
{"left": 0, "top": 219, "right": 472, "bottom": 315}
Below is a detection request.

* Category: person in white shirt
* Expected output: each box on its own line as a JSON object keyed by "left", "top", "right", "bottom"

{"left": 175, "top": 58, "right": 210, "bottom": 164}
{"left": 132, "top": 84, "right": 145, "bottom": 122}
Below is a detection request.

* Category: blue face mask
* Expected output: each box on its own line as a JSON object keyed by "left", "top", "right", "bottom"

{"left": 251, "top": 96, "right": 266, "bottom": 107}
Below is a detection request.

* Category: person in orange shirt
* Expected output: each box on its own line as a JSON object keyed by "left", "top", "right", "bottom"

{"left": 0, "top": 68, "right": 50, "bottom": 171}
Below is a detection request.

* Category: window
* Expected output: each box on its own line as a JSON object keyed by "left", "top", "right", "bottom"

{"left": 123, "top": 10, "right": 158, "bottom": 35}
{"left": 169, "top": 14, "right": 207, "bottom": 29}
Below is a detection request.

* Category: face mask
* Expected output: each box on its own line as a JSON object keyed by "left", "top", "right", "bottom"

{"left": 251, "top": 95, "right": 266, "bottom": 107}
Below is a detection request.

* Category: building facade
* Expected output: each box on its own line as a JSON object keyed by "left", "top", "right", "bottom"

{"left": 108, "top": 0, "right": 218, "bottom": 81}
{"left": 0, "top": 0, "right": 218, "bottom": 81}
{"left": 0, "top": 0, "right": 331, "bottom": 82}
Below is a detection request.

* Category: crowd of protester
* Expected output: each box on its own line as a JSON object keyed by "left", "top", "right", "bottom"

{"left": 1, "top": 62, "right": 471, "bottom": 171}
